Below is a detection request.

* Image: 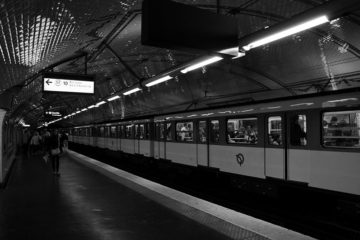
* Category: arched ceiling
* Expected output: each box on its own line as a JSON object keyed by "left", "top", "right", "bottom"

{"left": 0, "top": 0, "right": 360, "bottom": 127}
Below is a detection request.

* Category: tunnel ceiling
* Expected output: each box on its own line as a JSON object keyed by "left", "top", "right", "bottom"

{"left": 1, "top": 0, "right": 360, "bottom": 127}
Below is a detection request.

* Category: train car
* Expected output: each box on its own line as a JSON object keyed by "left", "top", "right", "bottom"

{"left": 68, "top": 90, "right": 360, "bottom": 198}
{"left": 133, "top": 119, "right": 153, "bottom": 158}
{"left": 118, "top": 119, "right": 153, "bottom": 157}
{"left": 152, "top": 90, "right": 360, "bottom": 196}
{"left": 69, "top": 118, "right": 154, "bottom": 158}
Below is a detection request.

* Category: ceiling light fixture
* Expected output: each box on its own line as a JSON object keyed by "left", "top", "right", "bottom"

{"left": 145, "top": 75, "right": 173, "bottom": 87}
{"left": 123, "top": 87, "right": 141, "bottom": 96}
{"left": 95, "top": 101, "right": 106, "bottom": 107}
{"left": 218, "top": 47, "right": 246, "bottom": 59}
{"left": 327, "top": 98, "right": 358, "bottom": 103}
{"left": 88, "top": 105, "right": 95, "bottom": 109}
{"left": 290, "top": 102, "right": 314, "bottom": 107}
{"left": 180, "top": 56, "right": 223, "bottom": 74}
{"left": 242, "top": 15, "right": 329, "bottom": 51}
{"left": 107, "top": 95, "right": 120, "bottom": 101}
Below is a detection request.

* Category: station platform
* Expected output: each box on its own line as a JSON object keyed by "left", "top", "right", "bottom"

{"left": 0, "top": 150, "right": 315, "bottom": 240}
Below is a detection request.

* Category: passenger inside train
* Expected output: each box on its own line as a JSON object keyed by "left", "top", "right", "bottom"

{"left": 227, "top": 118, "right": 258, "bottom": 144}
{"left": 177, "top": 122, "right": 193, "bottom": 141}
{"left": 290, "top": 115, "right": 307, "bottom": 146}
{"left": 323, "top": 111, "right": 360, "bottom": 148}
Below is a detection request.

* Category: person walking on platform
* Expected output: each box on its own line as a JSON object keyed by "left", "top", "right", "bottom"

{"left": 30, "top": 131, "right": 42, "bottom": 155}
{"left": 48, "top": 130, "right": 61, "bottom": 176}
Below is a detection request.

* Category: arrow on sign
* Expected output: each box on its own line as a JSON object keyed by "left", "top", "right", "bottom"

{"left": 46, "top": 79, "right": 52, "bottom": 85}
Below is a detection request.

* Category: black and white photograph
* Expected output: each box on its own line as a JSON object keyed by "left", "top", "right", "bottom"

{"left": 0, "top": 0, "right": 360, "bottom": 239}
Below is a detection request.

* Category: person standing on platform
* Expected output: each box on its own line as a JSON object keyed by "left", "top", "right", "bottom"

{"left": 49, "top": 129, "right": 61, "bottom": 176}
{"left": 60, "top": 131, "right": 68, "bottom": 153}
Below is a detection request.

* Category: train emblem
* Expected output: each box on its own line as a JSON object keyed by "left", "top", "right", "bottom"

{"left": 236, "top": 153, "right": 244, "bottom": 166}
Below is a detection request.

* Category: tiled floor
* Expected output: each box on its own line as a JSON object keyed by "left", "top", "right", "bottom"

{"left": 0, "top": 153, "right": 233, "bottom": 240}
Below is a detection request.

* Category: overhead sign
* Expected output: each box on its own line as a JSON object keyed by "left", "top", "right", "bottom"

{"left": 43, "top": 73, "right": 94, "bottom": 94}
{"left": 45, "top": 111, "right": 62, "bottom": 117}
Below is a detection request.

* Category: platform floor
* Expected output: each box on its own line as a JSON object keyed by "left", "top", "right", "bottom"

{"left": 0, "top": 152, "right": 234, "bottom": 240}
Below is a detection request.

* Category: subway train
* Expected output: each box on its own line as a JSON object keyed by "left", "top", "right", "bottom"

{"left": 68, "top": 89, "right": 360, "bottom": 201}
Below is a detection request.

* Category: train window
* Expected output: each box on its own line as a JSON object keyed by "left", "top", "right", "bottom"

{"left": 155, "top": 123, "right": 160, "bottom": 140}
{"left": 121, "top": 125, "right": 126, "bottom": 138}
{"left": 145, "top": 123, "right": 150, "bottom": 139}
{"left": 116, "top": 126, "right": 120, "bottom": 138}
{"left": 135, "top": 125, "right": 139, "bottom": 139}
{"left": 118, "top": 126, "right": 121, "bottom": 138}
{"left": 125, "top": 125, "right": 133, "bottom": 138}
{"left": 290, "top": 115, "right": 307, "bottom": 146}
{"left": 110, "top": 126, "right": 116, "bottom": 138}
{"left": 322, "top": 110, "right": 360, "bottom": 148}
{"left": 268, "top": 116, "right": 282, "bottom": 145}
{"left": 210, "top": 120, "right": 220, "bottom": 143}
{"left": 227, "top": 118, "right": 258, "bottom": 144}
{"left": 176, "top": 122, "right": 193, "bottom": 142}
{"left": 100, "top": 127, "right": 104, "bottom": 137}
{"left": 166, "top": 123, "right": 172, "bottom": 140}
{"left": 198, "top": 121, "right": 207, "bottom": 143}
{"left": 160, "top": 123, "right": 165, "bottom": 140}
{"left": 105, "top": 127, "right": 111, "bottom": 138}
{"left": 139, "top": 124, "right": 145, "bottom": 139}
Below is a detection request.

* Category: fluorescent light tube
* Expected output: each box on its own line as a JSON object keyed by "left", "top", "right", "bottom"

{"left": 81, "top": 108, "right": 87, "bottom": 111}
{"left": 290, "top": 102, "right": 314, "bottom": 107}
{"left": 123, "top": 87, "right": 141, "bottom": 95}
{"left": 145, "top": 75, "right": 172, "bottom": 87}
{"left": 88, "top": 105, "right": 95, "bottom": 109}
{"left": 328, "top": 98, "right": 358, "bottom": 103}
{"left": 95, "top": 101, "right": 106, "bottom": 107}
{"left": 218, "top": 47, "right": 246, "bottom": 59}
{"left": 242, "top": 15, "right": 329, "bottom": 51}
{"left": 107, "top": 95, "right": 120, "bottom": 101}
{"left": 180, "top": 56, "right": 223, "bottom": 74}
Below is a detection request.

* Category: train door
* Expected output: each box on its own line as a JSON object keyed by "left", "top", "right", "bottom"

{"left": 135, "top": 124, "right": 140, "bottom": 154}
{"left": 265, "top": 114, "right": 286, "bottom": 179}
{"left": 159, "top": 123, "right": 166, "bottom": 159}
{"left": 115, "top": 125, "right": 120, "bottom": 151}
{"left": 119, "top": 125, "right": 124, "bottom": 152}
{"left": 196, "top": 120, "right": 209, "bottom": 166}
{"left": 154, "top": 123, "right": 160, "bottom": 159}
{"left": 287, "top": 112, "right": 310, "bottom": 183}
{"left": 110, "top": 126, "right": 116, "bottom": 150}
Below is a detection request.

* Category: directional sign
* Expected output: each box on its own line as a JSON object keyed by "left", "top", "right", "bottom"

{"left": 45, "top": 111, "right": 62, "bottom": 117}
{"left": 43, "top": 74, "right": 94, "bottom": 94}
